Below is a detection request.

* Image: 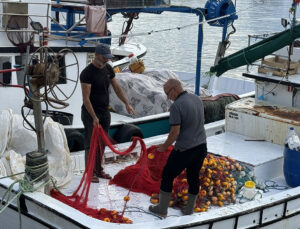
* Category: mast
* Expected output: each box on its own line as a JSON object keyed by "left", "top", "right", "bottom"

{"left": 287, "top": 0, "right": 298, "bottom": 76}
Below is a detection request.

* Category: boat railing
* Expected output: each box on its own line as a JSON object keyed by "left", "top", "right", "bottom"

{"left": 0, "top": 0, "right": 102, "bottom": 46}
{"left": 0, "top": 1, "right": 51, "bottom": 32}
{"left": 0, "top": 0, "right": 173, "bottom": 47}
{"left": 51, "top": 0, "right": 171, "bottom": 9}
{"left": 246, "top": 32, "right": 281, "bottom": 72}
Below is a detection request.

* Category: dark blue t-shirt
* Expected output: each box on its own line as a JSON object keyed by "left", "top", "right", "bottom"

{"left": 80, "top": 63, "right": 115, "bottom": 114}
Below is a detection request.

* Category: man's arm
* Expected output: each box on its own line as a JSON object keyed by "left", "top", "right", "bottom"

{"left": 81, "top": 83, "right": 99, "bottom": 126}
{"left": 158, "top": 125, "right": 180, "bottom": 152}
{"left": 111, "top": 77, "right": 136, "bottom": 115}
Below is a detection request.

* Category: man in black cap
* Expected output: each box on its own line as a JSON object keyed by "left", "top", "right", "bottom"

{"left": 80, "top": 43, "right": 136, "bottom": 183}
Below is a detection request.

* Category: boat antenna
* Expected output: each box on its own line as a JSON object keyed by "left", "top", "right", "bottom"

{"left": 287, "top": 0, "right": 299, "bottom": 77}
{"left": 119, "top": 12, "right": 139, "bottom": 46}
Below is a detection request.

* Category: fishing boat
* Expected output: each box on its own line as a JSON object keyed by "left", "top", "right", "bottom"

{"left": 0, "top": 0, "right": 254, "bottom": 153}
{"left": 3, "top": 0, "right": 300, "bottom": 228}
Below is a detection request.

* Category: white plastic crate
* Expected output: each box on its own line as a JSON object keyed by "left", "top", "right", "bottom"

{"left": 225, "top": 98, "right": 300, "bottom": 145}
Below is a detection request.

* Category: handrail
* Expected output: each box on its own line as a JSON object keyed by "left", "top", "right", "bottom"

{"left": 0, "top": 1, "right": 51, "bottom": 4}
{"left": 0, "top": 13, "right": 48, "bottom": 17}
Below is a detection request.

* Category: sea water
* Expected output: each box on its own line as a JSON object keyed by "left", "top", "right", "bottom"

{"left": 107, "top": 0, "right": 293, "bottom": 83}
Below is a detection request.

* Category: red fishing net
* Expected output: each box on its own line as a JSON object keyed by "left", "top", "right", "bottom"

{"left": 110, "top": 145, "right": 173, "bottom": 196}
{"left": 150, "top": 154, "right": 244, "bottom": 212}
{"left": 51, "top": 126, "right": 147, "bottom": 223}
{"left": 51, "top": 125, "right": 174, "bottom": 223}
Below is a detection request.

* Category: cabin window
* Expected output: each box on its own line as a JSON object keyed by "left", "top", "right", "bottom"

{"left": 0, "top": 57, "right": 12, "bottom": 86}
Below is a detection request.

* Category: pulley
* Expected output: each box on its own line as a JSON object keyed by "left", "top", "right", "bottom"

{"left": 205, "top": 0, "right": 238, "bottom": 27}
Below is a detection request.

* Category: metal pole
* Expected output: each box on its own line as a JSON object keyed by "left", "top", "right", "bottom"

{"left": 30, "top": 84, "right": 50, "bottom": 195}
{"left": 287, "top": 0, "right": 297, "bottom": 77}
{"left": 30, "top": 84, "right": 46, "bottom": 153}
{"left": 195, "top": 14, "right": 203, "bottom": 95}
{"left": 25, "top": 45, "right": 49, "bottom": 194}
{"left": 247, "top": 34, "right": 251, "bottom": 72}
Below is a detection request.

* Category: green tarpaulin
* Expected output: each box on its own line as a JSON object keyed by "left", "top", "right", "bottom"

{"left": 210, "top": 24, "right": 300, "bottom": 76}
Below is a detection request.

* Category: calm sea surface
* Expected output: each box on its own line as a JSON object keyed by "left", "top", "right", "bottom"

{"left": 108, "top": 0, "right": 294, "bottom": 83}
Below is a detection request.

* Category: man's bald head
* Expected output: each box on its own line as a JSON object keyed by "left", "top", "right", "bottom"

{"left": 164, "top": 78, "right": 184, "bottom": 101}
{"left": 164, "top": 78, "right": 182, "bottom": 90}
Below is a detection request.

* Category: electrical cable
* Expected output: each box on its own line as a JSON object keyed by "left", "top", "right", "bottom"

{"left": 263, "top": 180, "right": 289, "bottom": 192}
{"left": 84, "top": 5, "right": 248, "bottom": 41}
{"left": 21, "top": 105, "right": 36, "bottom": 132}
{"left": 124, "top": 206, "right": 163, "bottom": 219}
{"left": 0, "top": 81, "right": 29, "bottom": 94}
{"left": 22, "top": 105, "right": 35, "bottom": 132}
{"left": 22, "top": 100, "right": 48, "bottom": 132}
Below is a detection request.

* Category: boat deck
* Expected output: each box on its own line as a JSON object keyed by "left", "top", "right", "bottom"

{"left": 207, "top": 132, "right": 284, "bottom": 182}
{"left": 63, "top": 161, "right": 290, "bottom": 224}
{"left": 63, "top": 132, "right": 291, "bottom": 224}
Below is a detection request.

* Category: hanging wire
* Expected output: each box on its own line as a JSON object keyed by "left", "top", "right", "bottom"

{"left": 21, "top": 100, "right": 49, "bottom": 132}
{"left": 22, "top": 104, "right": 35, "bottom": 132}
{"left": 84, "top": 4, "right": 251, "bottom": 42}
{"left": 263, "top": 77, "right": 285, "bottom": 96}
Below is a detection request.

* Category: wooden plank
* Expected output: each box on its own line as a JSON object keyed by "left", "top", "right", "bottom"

{"left": 262, "top": 56, "right": 300, "bottom": 70}
{"left": 258, "top": 66, "right": 297, "bottom": 77}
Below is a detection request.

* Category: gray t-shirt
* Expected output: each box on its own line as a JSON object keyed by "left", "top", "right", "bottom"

{"left": 169, "top": 91, "right": 206, "bottom": 151}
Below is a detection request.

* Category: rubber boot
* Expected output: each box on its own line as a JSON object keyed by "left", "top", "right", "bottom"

{"left": 181, "top": 193, "right": 198, "bottom": 215}
{"left": 149, "top": 190, "right": 172, "bottom": 218}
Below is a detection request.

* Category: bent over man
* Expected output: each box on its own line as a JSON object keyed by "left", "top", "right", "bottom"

{"left": 149, "top": 78, "right": 207, "bottom": 217}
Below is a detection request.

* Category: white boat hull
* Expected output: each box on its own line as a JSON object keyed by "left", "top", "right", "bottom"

{"left": 1, "top": 179, "right": 300, "bottom": 229}
{"left": 1, "top": 122, "right": 300, "bottom": 229}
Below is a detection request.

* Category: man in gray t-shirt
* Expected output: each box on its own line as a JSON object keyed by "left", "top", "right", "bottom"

{"left": 149, "top": 78, "right": 207, "bottom": 217}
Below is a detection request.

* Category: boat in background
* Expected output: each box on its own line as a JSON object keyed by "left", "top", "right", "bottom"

{"left": 0, "top": 0, "right": 253, "bottom": 153}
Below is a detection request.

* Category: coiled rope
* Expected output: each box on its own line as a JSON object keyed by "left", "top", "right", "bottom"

{"left": 0, "top": 152, "right": 50, "bottom": 229}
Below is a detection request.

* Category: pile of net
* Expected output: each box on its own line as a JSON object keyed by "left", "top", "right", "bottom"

{"left": 109, "top": 69, "right": 211, "bottom": 118}
{"left": 110, "top": 145, "right": 173, "bottom": 196}
{"left": 51, "top": 126, "right": 146, "bottom": 223}
{"left": 202, "top": 93, "right": 240, "bottom": 124}
{"left": 150, "top": 154, "right": 254, "bottom": 212}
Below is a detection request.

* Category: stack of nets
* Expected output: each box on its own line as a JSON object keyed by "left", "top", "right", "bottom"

{"left": 150, "top": 154, "right": 255, "bottom": 212}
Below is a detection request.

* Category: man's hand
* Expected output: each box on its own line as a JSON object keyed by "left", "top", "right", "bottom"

{"left": 126, "top": 104, "right": 136, "bottom": 116}
{"left": 93, "top": 117, "right": 99, "bottom": 127}
{"left": 157, "top": 144, "right": 168, "bottom": 152}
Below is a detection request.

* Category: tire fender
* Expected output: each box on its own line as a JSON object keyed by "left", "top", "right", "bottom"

{"left": 66, "top": 130, "right": 84, "bottom": 152}
{"left": 114, "top": 124, "right": 144, "bottom": 143}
